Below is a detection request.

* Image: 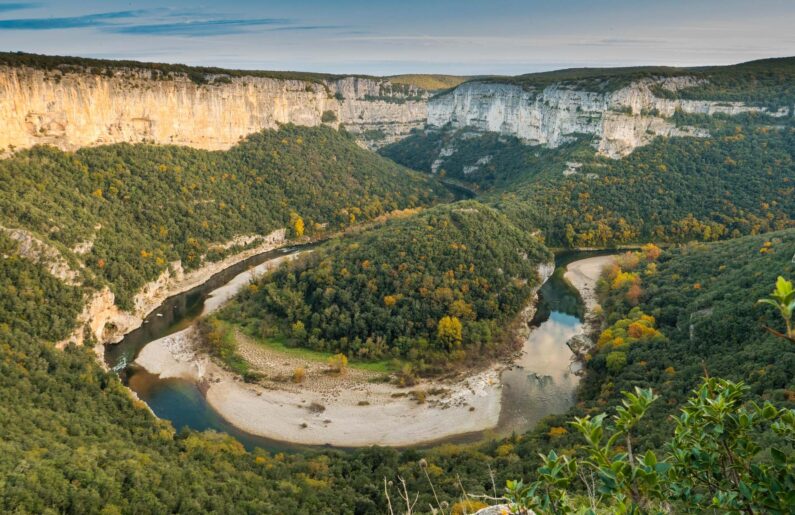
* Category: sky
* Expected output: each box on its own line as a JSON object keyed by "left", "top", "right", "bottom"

{"left": 0, "top": 0, "right": 793, "bottom": 76}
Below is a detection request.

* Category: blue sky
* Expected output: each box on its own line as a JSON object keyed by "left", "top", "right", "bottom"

{"left": 0, "top": 0, "right": 793, "bottom": 75}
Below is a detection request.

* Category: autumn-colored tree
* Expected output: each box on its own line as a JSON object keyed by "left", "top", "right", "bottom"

{"left": 612, "top": 271, "right": 639, "bottom": 289}
{"left": 436, "top": 316, "right": 463, "bottom": 350}
{"left": 642, "top": 243, "right": 662, "bottom": 261}
{"left": 328, "top": 353, "right": 348, "bottom": 374}
{"left": 626, "top": 283, "right": 643, "bottom": 306}
{"left": 450, "top": 299, "right": 476, "bottom": 320}
{"left": 292, "top": 214, "right": 305, "bottom": 238}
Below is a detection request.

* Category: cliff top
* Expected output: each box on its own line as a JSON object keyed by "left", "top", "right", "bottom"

{"left": 446, "top": 56, "right": 795, "bottom": 107}
{"left": 0, "top": 51, "right": 471, "bottom": 94}
{"left": 0, "top": 51, "right": 384, "bottom": 86}
{"left": 388, "top": 74, "right": 472, "bottom": 91}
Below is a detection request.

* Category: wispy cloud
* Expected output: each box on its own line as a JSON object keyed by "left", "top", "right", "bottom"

{"left": 0, "top": 2, "right": 40, "bottom": 13}
{"left": 0, "top": 9, "right": 150, "bottom": 30}
{"left": 105, "top": 18, "right": 291, "bottom": 37}
{"left": 269, "top": 25, "right": 347, "bottom": 32}
{"left": 0, "top": 7, "right": 346, "bottom": 37}
{"left": 569, "top": 38, "right": 667, "bottom": 47}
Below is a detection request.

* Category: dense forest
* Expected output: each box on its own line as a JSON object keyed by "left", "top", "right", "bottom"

{"left": 219, "top": 201, "right": 551, "bottom": 371}
{"left": 2, "top": 225, "right": 792, "bottom": 513}
{"left": 0, "top": 125, "right": 450, "bottom": 308}
{"left": 521, "top": 230, "right": 795, "bottom": 463}
{"left": 382, "top": 113, "right": 795, "bottom": 248}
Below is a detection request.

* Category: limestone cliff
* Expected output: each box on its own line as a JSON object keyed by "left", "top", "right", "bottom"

{"left": 56, "top": 229, "right": 286, "bottom": 349}
{"left": 1, "top": 226, "right": 81, "bottom": 285}
{"left": 0, "top": 66, "right": 427, "bottom": 153}
{"left": 427, "top": 77, "right": 791, "bottom": 157}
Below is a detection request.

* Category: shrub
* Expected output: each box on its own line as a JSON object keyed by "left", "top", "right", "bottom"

{"left": 321, "top": 110, "right": 337, "bottom": 123}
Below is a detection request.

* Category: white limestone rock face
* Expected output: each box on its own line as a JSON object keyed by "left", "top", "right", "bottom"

{"left": 0, "top": 67, "right": 428, "bottom": 154}
{"left": 427, "top": 77, "right": 790, "bottom": 158}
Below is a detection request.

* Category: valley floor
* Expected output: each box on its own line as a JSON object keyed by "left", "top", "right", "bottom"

{"left": 136, "top": 326, "right": 503, "bottom": 446}
{"left": 131, "top": 254, "right": 612, "bottom": 447}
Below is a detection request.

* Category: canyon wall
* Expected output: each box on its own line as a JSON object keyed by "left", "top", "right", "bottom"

{"left": 57, "top": 229, "right": 287, "bottom": 350}
{"left": 427, "top": 77, "right": 791, "bottom": 157}
{"left": 4, "top": 64, "right": 788, "bottom": 160}
{"left": 0, "top": 66, "right": 427, "bottom": 153}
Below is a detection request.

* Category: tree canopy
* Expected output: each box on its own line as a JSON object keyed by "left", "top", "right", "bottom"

{"left": 220, "top": 201, "right": 551, "bottom": 371}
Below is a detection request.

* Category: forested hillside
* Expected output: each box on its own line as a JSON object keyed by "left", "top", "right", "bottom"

{"left": 3, "top": 217, "right": 792, "bottom": 514}
{"left": 219, "top": 201, "right": 551, "bottom": 371}
{"left": 383, "top": 113, "right": 795, "bottom": 247}
{"left": 490, "top": 230, "right": 795, "bottom": 512}
{"left": 2, "top": 51, "right": 795, "bottom": 514}
{"left": 526, "top": 229, "right": 795, "bottom": 460}
{"left": 585, "top": 229, "right": 795, "bottom": 422}
{"left": 0, "top": 125, "right": 450, "bottom": 308}
{"left": 0, "top": 232, "right": 432, "bottom": 513}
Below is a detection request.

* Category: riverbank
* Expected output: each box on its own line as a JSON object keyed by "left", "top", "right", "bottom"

{"left": 562, "top": 254, "right": 616, "bottom": 360}
{"left": 132, "top": 260, "right": 557, "bottom": 447}
{"left": 59, "top": 229, "right": 288, "bottom": 351}
{"left": 136, "top": 325, "right": 503, "bottom": 446}
{"left": 564, "top": 254, "right": 616, "bottom": 319}
{"left": 129, "top": 250, "right": 615, "bottom": 448}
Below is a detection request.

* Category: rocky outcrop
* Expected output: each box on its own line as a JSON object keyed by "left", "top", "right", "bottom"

{"left": 1, "top": 226, "right": 81, "bottom": 285}
{"left": 427, "top": 76, "right": 791, "bottom": 157}
{"left": 0, "top": 66, "right": 427, "bottom": 154}
{"left": 56, "top": 229, "right": 286, "bottom": 349}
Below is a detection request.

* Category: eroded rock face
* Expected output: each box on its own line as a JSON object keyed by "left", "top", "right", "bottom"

{"left": 56, "top": 229, "right": 287, "bottom": 349}
{"left": 427, "top": 77, "right": 790, "bottom": 157}
{"left": 0, "top": 226, "right": 81, "bottom": 285}
{"left": 0, "top": 67, "right": 427, "bottom": 153}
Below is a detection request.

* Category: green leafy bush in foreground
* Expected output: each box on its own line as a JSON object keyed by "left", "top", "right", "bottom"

{"left": 507, "top": 378, "right": 795, "bottom": 514}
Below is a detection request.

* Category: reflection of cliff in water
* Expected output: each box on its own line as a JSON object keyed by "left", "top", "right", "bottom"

{"left": 497, "top": 311, "right": 582, "bottom": 436}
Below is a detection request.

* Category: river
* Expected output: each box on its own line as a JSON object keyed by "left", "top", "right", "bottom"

{"left": 106, "top": 247, "right": 612, "bottom": 451}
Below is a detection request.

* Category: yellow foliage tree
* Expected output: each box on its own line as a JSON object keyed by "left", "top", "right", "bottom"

{"left": 642, "top": 243, "right": 662, "bottom": 261}
{"left": 292, "top": 214, "right": 305, "bottom": 238}
{"left": 437, "top": 315, "right": 463, "bottom": 349}
{"left": 612, "top": 271, "right": 639, "bottom": 289}
{"left": 328, "top": 353, "right": 348, "bottom": 374}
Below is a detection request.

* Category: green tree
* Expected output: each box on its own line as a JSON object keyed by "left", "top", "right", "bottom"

{"left": 758, "top": 275, "right": 795, "bottom": 340}
{"left": 606, "top": 351, "right": 627, "bottom": 373}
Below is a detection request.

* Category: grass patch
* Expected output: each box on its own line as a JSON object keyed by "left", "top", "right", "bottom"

{"left": 236, "top": 324, "right": 401, "bottom": 373}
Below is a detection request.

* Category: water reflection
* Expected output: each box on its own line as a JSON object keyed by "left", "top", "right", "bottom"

{"left": 108, "top": 245, "right": 606, "bottom": 450}
{"left": 105, "top": 245, "right": 307, "bottom": 371}
{"left": 498, "top": 311, "right": 581, "bottom": 436}
{"left": 129, "top": 368, "right": 306, "bottom": 453}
